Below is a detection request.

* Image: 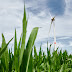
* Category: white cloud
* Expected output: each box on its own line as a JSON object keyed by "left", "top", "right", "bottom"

{"left": 0, "top": 0, "right": 72, "bottom": 54}
{"left": 65, "top": 0, "right": 72, "bottom": 15}
{"left": 58, "top": 36, "right": 70, "bottom": 40}
{"left": 69, "top": 41, "right": 72, "bottom": 46}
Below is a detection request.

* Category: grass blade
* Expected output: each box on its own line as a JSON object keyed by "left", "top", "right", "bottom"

{"left": 0, "top": 34, "right": 13, "bottom": 71}
{"left": 19, "top": 5, "right": 27, "bottom": 68}
{"left": 25, "top": 27, "right": 39, "bottom": 72}
{"left": 0, "top": 36, "right": 14, "bottom": 56}
{"left": 14, "top": 29, "right": 18, "bottom": 71}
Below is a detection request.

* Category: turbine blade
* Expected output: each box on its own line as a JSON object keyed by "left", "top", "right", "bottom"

{"left": 48, "top": 23, "right": 52, "bottom": 38}
{"left": 48, "top": 9, "right": 52, "bottom": 18}
{"left": 53, "top": 22, "right": 56, "bottom": 42}
{"left": 51, "top": 21, "right": 52, "bottom": 24}
{"left": 54, "top": 16, "right": 55, "bottom": 18}
{"left": 53, "top": 22, "right": 56, "bottom": 50}
{"left": 54, "top": 14, "right": 58, "bottom": 18}
{"left": 49, "top": 12, "right": 52, "bottom": 18}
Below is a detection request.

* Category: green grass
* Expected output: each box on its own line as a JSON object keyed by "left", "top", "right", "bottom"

{"left": 33, "top": 45, "right": 72, "bottom": 72}
{"left": 0, "top": 6, "right": 72, "bottom": 72}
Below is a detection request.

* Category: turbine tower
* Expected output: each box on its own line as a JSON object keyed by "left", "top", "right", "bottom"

{"left": 48, "top": 12, "right": 56, "bottom": 50}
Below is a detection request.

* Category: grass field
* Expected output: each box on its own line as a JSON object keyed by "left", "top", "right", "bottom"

{"left": 0, "top": 6, "right": 72, "bottom": 72}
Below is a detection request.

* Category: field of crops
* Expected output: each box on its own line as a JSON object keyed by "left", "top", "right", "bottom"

{"left": 0, "top": 6, "right": 72, "bottom": 72}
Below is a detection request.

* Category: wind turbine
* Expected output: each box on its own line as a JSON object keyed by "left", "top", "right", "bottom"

{"left": 48, "top": 12, "right": 56, "bottom": 50}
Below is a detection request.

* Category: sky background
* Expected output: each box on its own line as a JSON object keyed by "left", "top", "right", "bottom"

{"left": 0, "top": 0, "right": 72, "bottom": 54}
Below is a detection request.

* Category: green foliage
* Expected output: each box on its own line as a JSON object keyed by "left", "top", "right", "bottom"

{"left": 0, "top": 5, "right": 72, "bottom": 72}
{"left": 19, "top": 5, "right": 27, "bottom": 68}
{"left": 0, "top": 34, "right": 13, "bottom": 72}
{"left": 0, "top": 5, "right": 39, "bottom": 72}
{"left": 33, "top": 45, "right": 72, "bottom": 72}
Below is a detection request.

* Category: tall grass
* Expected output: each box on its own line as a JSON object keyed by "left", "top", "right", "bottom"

{"left": 0, "top": 6, "right": 72, "bottom": 72}
{"left": 33, "top": 45, "right": 72, "bottom": 72}
{"left": 0, "top": 6, "right": 39, "bottom": 72}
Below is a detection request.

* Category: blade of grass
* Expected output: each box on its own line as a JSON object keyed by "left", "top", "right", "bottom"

{"left": 0, "top": 34, "right": 13, "bottom": 71}
{"left": 17, "top": 34, "right": 22, "bottom": 68}
{"left": 0, "top": 37, "right": 14, "bottom": 56}
{"left": 25, "top": 27, "right": 39, "bottom": 72}
{"left": 19, "top": 5, "right": 27, "bottom": 68}
{"left": 14, "top": 29, "right": 18, "bottom": 71}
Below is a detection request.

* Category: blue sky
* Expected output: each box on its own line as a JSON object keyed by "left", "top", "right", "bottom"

{"left": 47, "top": 0, "right": 66, "bottom": 15}
{"left": 0, "top": 0, "right": 72, "bottom": 54}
